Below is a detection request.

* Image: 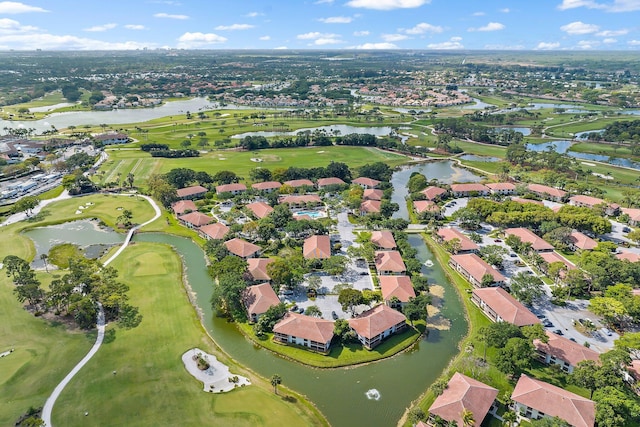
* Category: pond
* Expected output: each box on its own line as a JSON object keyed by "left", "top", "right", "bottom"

{"left": 526, "top": 140, "right": 640, "bottom": 171}
{"left": 574, "top": 129, "right": 604, "bottom": 140}
{"left": 493, "top": 127, "right": 531, "bottom": 136}
{"left": 526, "top": 140, "right": 573, "bottom": 154}
{"left": 458, "top": 154, "right": 501, "bottom": 162}
{"left": 231, "top": 124, "right": 404, "bottom": 141}
{"left": 23, "top": 219, "right": 124, "bottom": 268}
{"left": 461, "top": 98, "right": 495, "bottom": 110}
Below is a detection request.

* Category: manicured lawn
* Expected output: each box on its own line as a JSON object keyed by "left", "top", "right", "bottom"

{"left": 454, "top": 140, "right": 507, "bottom": 158}
{"left": 48, "top": 243, "right": 83, "bottom": 268}
{"left": 53, "top": 243, "right": 327, "bottom": 427}
{"left": 38, "top": 185, "right": 65, "bottom": 200}
{"left": 238, "top": 321, "right": 424, "bottom": 368}
{"left": 97, "top": 146, "right": 410, "bottom": 186}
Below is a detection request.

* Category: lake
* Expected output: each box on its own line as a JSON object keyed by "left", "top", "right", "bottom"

{"left": 526, "top": 140, "right": 640, "bottom": 170}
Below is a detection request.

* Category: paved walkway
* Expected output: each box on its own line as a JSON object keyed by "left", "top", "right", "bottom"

{"left": 41, "top": 193, "right": 161, "bottom": 427}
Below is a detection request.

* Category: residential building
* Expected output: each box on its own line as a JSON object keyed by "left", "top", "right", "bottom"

{"left": 303, "top": 235, "right": 332, "bottom": 260}
{"left": 273, "top": 312, "right": 335, "bottom": 353}
{"left": 527, "top": 183, "right": 567, "bottom": 202}
{"left": 171, "top": 199, "right": 197, "bottom": 216}
{"left": 243, "top": 283, "right": 281, "bottom": 322}
{"left": 374, "top": 251, "right": 406, "bottom": 275}
{"left": 617, "top": 251, "right": 640, "bottom": 263}
{"left": 436, "top": 228, "right": 479, "bottom": 254}
{"left": 348, "top": 304, "right": 407, "bottom": 349}
{"left": 539, "top": 251, "right": 576, "bottom": 272}
{"left": 279, "top": 194, "right": 322, "bottom": 208}
{"left": 449, "top": 254, "right": 505, "bottom": 287}
{"left": 420, "top": 186, "right": 447, "bottom": 201}
{"left": 569, "top": 194, "right": 620, "bottom": 216}
{"left": 428, "top": 373, "right": 498, "bottom": 427}
{"left": 224, "top": 238, "right": 261, "bottom": 259}
{"left": 371, "top": 230, "right": 397, "bottom": 250}
{"left": 176, "top": 185, "right": 208, "bottom": 200}
{"left": 505, "top": 228, "right": 554, "bottom": 252}
{"left": 317, "top": 177, "right": 346, "bottom": 189}
{"left": 245, "top": 201, "right": 273, "bottom": 219}
{"left": 379, "top": 275, "right": 415, "bottom": 307}
{"left": 569, "top": 230, "right": 598, "bottom": 251}
{"left": 534, "top": 331, "right": 599, "bottom": 374}
{"left": 622, "top": 208, "right": 640, "bottom": 226}
{"left": 449, "top": 183, "right": 490, "bottom": 197}
{"left": 353, "top": 177, "right": 381, "bottom": 189}
{"left": 178, "top": 211, "right": 213, "bottom": 228}
{"left": 471, "top": 287, "right": 540, "bottom": 326}
{"left": 413, "top": 200, "right": 441, "bottom": 216}
{"left": 485, "top": 182, "right": 516, "bottom": 195}
{"left": 251, "top": 181, "right": 282, "bottom": 193}
{"left": 510, "top": 197, "right": 544, "bottom": 206}
{"left": 511, "top": 374, "right": 595, "bottom": 427}
{"left": 246, "top": 258, "right": 274, "bottom": 283}
{"left": 360, "top": 199, "right": 381, "bottom": 215}
{"left": 363, "top": 188, "right": 384, "bottom": 201}
{"left": 216, "top": 183, "right": 247, "bottom": 195}
{"left": 283, "top": 179, "right": 314, "bottom": 189}
{"left": 198, "top": 223, "right": 229, "bottom": 240}
{"left": 94, "top": 132, "right": 129, "bottom": 145}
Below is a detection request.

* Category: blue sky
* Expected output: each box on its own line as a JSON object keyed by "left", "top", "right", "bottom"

{"left": 0, "top": 0, "right": 639, "bottom": 50}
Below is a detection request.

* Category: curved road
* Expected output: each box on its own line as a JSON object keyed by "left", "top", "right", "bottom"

{"left": 41, "top": 194, "right": 161, "bottom": 427}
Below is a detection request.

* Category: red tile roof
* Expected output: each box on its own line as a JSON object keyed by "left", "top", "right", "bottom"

{"left": 360, "top": 199, "right": 381, "bottom": 213}
{"left": 437, "top": 228, "right": 479, "bottom": 252}
{"left": 617, "top": 251, "right": 640, "bottom": 263}
{"left": 534, "top": 331, "right": 599, "bottom": 368}
{"left": 451, "top": 253, "right": 505, "bottom": 284}
{"left": 379, "top": 275, "right": 415, "bottom": 302}
{"left": 374, "top": 250, "right": 406, "bottom": 273}
{"left": 622, "top": 207, "right": 640, "bottom": 222}
{"left": 353, "top": 177, "right": 381, "bottom": 188}
{"left": 569, "top": 194, "right": 608, "bottom": 207}
{"left": 473, "top": 287, "right": 540, "bottom": 326}
{"left": 413, "top": 200, "right": 440, "bottom": 214}
{"left": 279, "top": 194, "right": 322, "bottom": 205}
{"left": 283, "top": 179, "right": 314, "bottom": 188}
{"left": 539, "top": 251, "right": 576, "bottom": 270}
{"left": 303, "top": 235, "right": 332, "bottom": 259}
{"left": 527, "top": 183, "right": 567, "bottom": 199}
{"left": 224, "top": 238, "right": 261, "bottom": 258}
{"left": 511, "top": 374, "right": 595, "bottom": 427}
{"left": 317, "top": 177, "right": 346, "bottom": 187}
{"left": 485, "top": 182, "right": 516, "bottom": 191}
{"left": 247, "top": 258, "right": 274, "bottom": 282}
{"left": 171, "top": 199, "right": 197, "bottom": 215}
{"left": 348, "top": 304, "right": 407, "bottom": 339}
{"left": 176, "top": 185, "right": 208, "bottom": 198}
{"left": 420, "top": 186, "right": 447, "bottom": 200}
{"left": 510, "top": 197, "right": 544, "bottom": 206}
{"left": 450, "top": 183, "right": 490, "bottom": 193}
{"left": 198, "top": 223, "right": 229, "bottom": 240}
{"left": 371, "top": 230, "right": 397, "bottom": 249}
{"left": 178, "top": 211, "right": 213, "bottom": 227}
{"left": 363, "top": 188, "right": 384, "bottom": 201}
{"left": 428, "top": 373, "right": 499, "bottom": 427}
{"left": 569, "top": 230, "right": 598, "bottom": 250}
{"left": 505, "top": 228, "right": 554, "bottom": 252}
{"left": 244, "top": 283, "right": 280, "bottom": 318}
{"left": 246, "top": 201, "right": 274, "bottom": 219}
{"left": 273, "top": 312, "right": 335, "bottom": 343}
{"left": 216, "top": 183, "right": 247, "bottom": 194}
{"left": 251, "top": 181, "right": 282, "bottom": 191}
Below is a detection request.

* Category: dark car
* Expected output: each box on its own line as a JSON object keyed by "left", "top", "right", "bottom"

{"left": 331, "top": 311, "right": 338, "bottom": 320}
{"left": 543, "top": 320, "right": 553, "bottom": 327}
{"left": 290, "top": 305, "right": 298, "bottom": 312}
{"left": 298, "top": 307, "right": 305, "bottom": 314}
{"left": 554, "top": 329, "right": 563, "bottom": 335}
{"left": 536, "top": 313, "right": 546, "bottom": 319}
{"left": 569, "top": 337, "right": 577, "bottom": 342}
{"left": 494, "top": 239, "right": 502, "bottom": 243}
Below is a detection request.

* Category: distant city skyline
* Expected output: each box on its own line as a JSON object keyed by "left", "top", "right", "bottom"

{"left": 0, "top": 0, "right": 639, "bottom": 51}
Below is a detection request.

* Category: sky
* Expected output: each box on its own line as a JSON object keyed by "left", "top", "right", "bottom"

{"left": 0, "top": 0, "right": 639, "bottom": 51}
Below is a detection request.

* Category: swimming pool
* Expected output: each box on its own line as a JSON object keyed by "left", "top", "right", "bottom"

{"left": 293, "top": 210, "right": 326, "bottom": 218}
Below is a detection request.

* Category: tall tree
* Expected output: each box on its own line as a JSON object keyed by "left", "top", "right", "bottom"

{"left": 270, "top": 374, "right": 282, "bottom": 395}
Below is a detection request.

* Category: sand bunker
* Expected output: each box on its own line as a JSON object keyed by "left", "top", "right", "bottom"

{"left": 182, "top": 348, "right": 250, "bottom": 393}
{"left": 581, "top": 162, "right": 596, "bottom": 166}
{"left": 250, "top": 158, "right": 263, "bottom": 162}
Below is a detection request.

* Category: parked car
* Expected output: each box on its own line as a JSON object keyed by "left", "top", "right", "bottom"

{"left": 289, "top": 305, "right": 298, "bottom": 312}
{"left": 543, "top": 320, "right": 553, "bottom": 327}
{"left": 554, "top": 329, "right": 563, "bottom": 335}
{"left": 494, "top": 239, "right": 502, "bottom": 243}
{"left": 622, "top": 226, "right": 631, "bottom": 233}
{"left": 331, "top": 311, "right": 338, "bottom": 320}
{"left": 536, "top": 314, "right": 546, "bottom": 319}
{"left": 569, "top": 337, "right": 577, "bottom": 342}
{"left": 298, "top": 307, "right": 305, "bottom": 314}
{"left": 510, "top": 253, "right": 517, "bottom": 257}
{"left": 602, "top": 328, "right": 612, "bottom": 336}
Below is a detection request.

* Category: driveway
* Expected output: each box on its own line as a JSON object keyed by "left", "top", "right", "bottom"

{"left": 442, "top": 197, "right": 468, "bottom": 217}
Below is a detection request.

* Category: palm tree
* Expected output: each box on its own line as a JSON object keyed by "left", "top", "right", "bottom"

{"left": 270, "top": 374, "right": 281, "bottom": 395}
{"left": 502, "top": 410, "right": 517, "bottom": 427}
{"left": 461, "top": 409, "right": 475, "bottom": 427}
{"left": 40, "top": 253, "right": 49, "bottom": 273}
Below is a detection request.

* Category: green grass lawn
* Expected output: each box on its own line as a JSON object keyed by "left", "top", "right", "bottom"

{"left": 48, "top": 243, "right": 83, "bottom": 268}
{"left": 454, "top": 140, "right": 507, "bottom": 158}
{"left": 238, "top": 321, "right": 424, "bottom": 368}
{"left": 53, "top": 242, "right": 327, "bottom": 427}
{"left": 97, "top": 146, "right": 410, "bottom": 187}
{"left": 38, "top": 185, "right": 65, "bottom": 200}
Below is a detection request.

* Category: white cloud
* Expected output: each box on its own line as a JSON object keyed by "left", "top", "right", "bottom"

{"left": 0, "top": 32, "right": 151, "bottom": 50}
{"left": 314, "top": 0, "right": 334, "bottom": 3}
{"left": 484, "top": 43, "right": 525, "bottom": 49}
{"left": 215, "top": 24, "right": 254, "bottom": 31}
{"left": 603, "top": 37, "right": 617, "bottom": 43}
{"left": 596, "top": 29, "right": 628, "bottom": 36}
{"left": 628, "top": 39, "right": 640, "bottom": 45}
{"left": 472, "top": 11, "right": 485, "bottom": 16}
{"left": 500, "top": 8, "right": 510, "bottom": 12}
{"left": 403, "top": 22, "right": 443, "bottom": 34}
{"left": 245, "top": 12, "right": 263, "bottom": 17}
{"left": 535, "top": 41, "right": 561, "bottom": 50}
{"left": 274, "top": 46, "right": 288, "bottom": 49}
{"left": 557, "top": 0, "right": 640, "bottom": 11}
{"left": 577, "top": 40, "right": 599, "bottom": 48}
{"left": 469, "top": 22, "right": 505, "bottom": 32}
{"left": 353, "top": 30, "right": 370, "bottom": 36}
{"left": 153, "top": 12, "right": 189, "bottom": 20}
{"left": 352, "top": 42, "right": 398, "bottom": 49}
{"left": 313, "top": 37, "right": 343, "bottom": 45}
{"left": 0, "top": 18, "right": 37, "bottom": 34}
{"left": 177, "top": 32, "right": 226, "bottom": 48}
{"left": 297, "top": 31, "right": 338, "bottom": 39}
{"left": 382, "top": 33, "right": 408, "bottom": 42}
{"left": 346, "top": 0, "right": 430, "bottom": 10}
{"left": 125, "top": 24, "right": 146, "bottom": 30}
{"left": 560, "top": 21, "right": 599, "bottom": 35}
{"left": 84, "top": 23, "right": 117, "bottom": 32}
{"left": 259, "top": 35, "right": 271, "bottom": 40}
{"left": 427, "top": 37, "right": 463, "bottom": 49}
{"left": 318, "top": 16, "right": 353, "bottom": 23}
{"left": 0, "top": 2, "right": 48, "bottom": 13}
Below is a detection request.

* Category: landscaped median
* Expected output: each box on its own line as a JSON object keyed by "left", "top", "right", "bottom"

{"left": 237, "top": 320, "right": 425, "bottom": 368}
